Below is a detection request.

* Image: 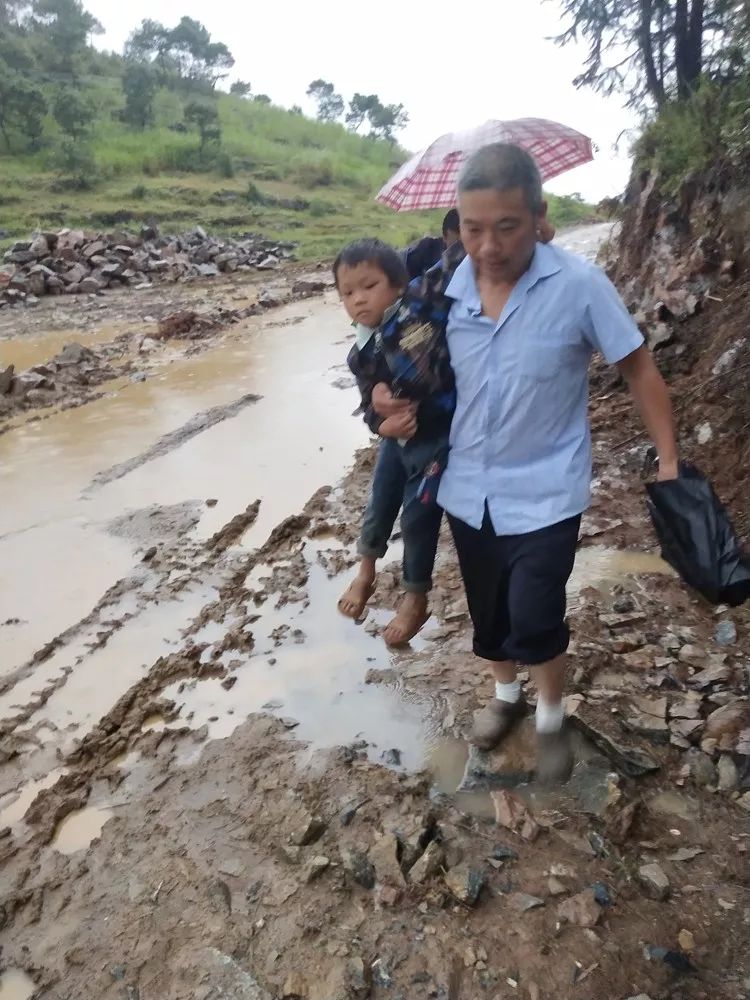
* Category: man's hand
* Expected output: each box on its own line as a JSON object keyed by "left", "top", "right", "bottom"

{"left": 372, "top": 382, "right": 412, "bottom": 418}
{"left": 380, "top": 407, "right": 417, "bottom": 440}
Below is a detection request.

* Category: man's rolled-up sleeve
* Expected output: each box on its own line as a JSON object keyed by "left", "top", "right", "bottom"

{"left": 582, "top": 265, "right": 645, "bottom": 364}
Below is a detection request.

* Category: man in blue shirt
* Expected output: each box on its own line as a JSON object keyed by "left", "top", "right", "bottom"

{"left": 373, "top": 144, "right": 678, "bottom": 783}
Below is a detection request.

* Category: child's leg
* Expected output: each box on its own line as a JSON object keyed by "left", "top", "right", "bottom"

{"left": 338, "top": 439, "right": 405, "bottom": 619}
{"left": 382, "top": 440, "right": 445, "bottom": 646}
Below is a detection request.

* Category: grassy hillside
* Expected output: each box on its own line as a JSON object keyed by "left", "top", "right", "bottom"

{"left": 0, "top": 80, "right": 599, "bottom": 260}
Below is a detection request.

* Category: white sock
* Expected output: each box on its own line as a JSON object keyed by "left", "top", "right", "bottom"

{"left": 535, "top": 697, "right": 565, "bottom": 733}
{"left": 494, "top": 679, "right": 521, "bottom": 704}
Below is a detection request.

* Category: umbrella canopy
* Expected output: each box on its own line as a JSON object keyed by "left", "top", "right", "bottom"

{"left": 376, "top": 118, "right": 594, "bottom": 212}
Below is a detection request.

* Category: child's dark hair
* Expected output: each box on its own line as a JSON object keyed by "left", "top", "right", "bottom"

{"left": 442, "top": 208, "right": 460, "bottom": 236}
{"left": 332, "top": 238, "right": 408, "bottom": 289}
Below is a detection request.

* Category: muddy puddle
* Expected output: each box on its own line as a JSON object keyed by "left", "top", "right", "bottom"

{"left": 0, "top": 323, "right": 126, "bottom": 372}
{"left": 0, "top": 768, "right": 66, "bottom": 828}
{"left": 0, "top": 969, "right": 36, "bottom": 1000}
{"left": 154, "top": 547, "right": 439, "bottom": 771}
{"left": 0, "top": 294, "right": 366, "bottom": 674}
{"left": 52, "top": 804, "right": 114, "bottom": 854}
{"left": 569, "top": 546, "right": 671, "bottom": 610}
{"left": 144, "top": 538, "right": 668, "bottom": 803}
{"left": 12, "top": 581, "right": 219, "bottom": 747}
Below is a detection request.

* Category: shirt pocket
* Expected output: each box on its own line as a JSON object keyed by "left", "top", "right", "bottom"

{"left": 518, "top": 335, "right": 582, "bottom": 381}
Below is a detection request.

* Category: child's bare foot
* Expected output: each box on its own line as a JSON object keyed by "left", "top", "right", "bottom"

{"left": 383, "top": 593, "right": 429, "bottom": 647}
{"left": 338, "top": 574, "right": 375, "bottom": 620}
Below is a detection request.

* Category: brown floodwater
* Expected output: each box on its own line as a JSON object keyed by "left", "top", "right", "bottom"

{"left": 0, "top": 293, "right": 366, "bottom": 674}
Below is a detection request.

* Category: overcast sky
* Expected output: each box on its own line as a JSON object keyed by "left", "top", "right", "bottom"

{"left": 85, "top": 0, "right": 640, "bottom": 201}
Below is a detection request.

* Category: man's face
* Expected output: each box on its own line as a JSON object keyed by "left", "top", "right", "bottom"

{"left": 337, "top": 261, "right": 401, "bottom": 328}
{"left": 458, "top": 187, "right": 546, "bottom": 284}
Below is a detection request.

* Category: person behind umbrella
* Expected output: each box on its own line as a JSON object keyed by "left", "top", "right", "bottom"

{"left": 402, "top": 209, "right": 461, "bottom": 280}
{"left": 371, "top": 143, "right": 678, "bottom": 783}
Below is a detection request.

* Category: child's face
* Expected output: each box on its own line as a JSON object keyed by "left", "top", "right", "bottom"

{"left": 337, "top": 261, "right": 402, "bottom": 328}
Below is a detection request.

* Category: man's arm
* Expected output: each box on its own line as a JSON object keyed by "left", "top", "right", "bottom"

{"left": 617, "top": 345, "right": 679, "bottom": 481}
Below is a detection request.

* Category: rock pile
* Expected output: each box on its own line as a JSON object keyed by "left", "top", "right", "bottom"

{"left": 0, "top": 342, "right": 122, "bottom": 418}
{"left": 0, "top": 225, "right": 296, "bottom": 307}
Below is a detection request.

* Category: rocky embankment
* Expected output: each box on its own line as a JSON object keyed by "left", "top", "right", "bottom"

{"left": 602, "top": 167, "right": 750, "bottom": 535}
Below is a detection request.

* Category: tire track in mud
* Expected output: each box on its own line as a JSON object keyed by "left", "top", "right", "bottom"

{"left": 85, "top": 392, "right": 262, "bottom": 490}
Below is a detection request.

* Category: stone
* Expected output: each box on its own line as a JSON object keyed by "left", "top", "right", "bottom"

{"left": 715, "top": 620, "right": 737, "bottom": 646}
{"left": 82, "top": 240, "right": 107, "bottom": 258}
{"left": 717, "top": 754, "right": 739, "bottom": 792}
{"left": 62, "top": 262, "right": 88, "bottom": 285}
{"left": 557, "top": 889, "right": 601, "bottom": 928}
{"left": 638, "top": 863, "right": 670, "bottom": 901}
{"left": 376, "top": 884, "right": 401, "bottom": 906}
{"left": 340, "top": 848, "right": 375, "bottom": 890}
{"left": 491, "top": 789, "right": 540, "bottom": 841}
{"left": 548, "top": 876, "right": 567, "bottom": 896}
{"left": 512, "top": 892, "right": 545, "bottom": 912}
{"left": 592, "top": 881, "right": 613, "bottom": 907}
{"left": 283, "top": 972, "right": 309, "bottom": 998}
{"left": 381, "top": 748, "right": 402, "bottom": 767}
{"left": 79, "top": 276, "right": 103, "bottom": 294}
{"left": 622, "top": 711, "right": 670, "bottom": 743}
{"left": 344, "top": 956, "right": 370, "bottom": 998}
{"left": 0, "top": 365, "right": 14, "bottom": 395}
{"left": 289, "top": 813, "right": 327, "bottom": 847}
{"left": 630, "top": 695, "right": 667, "bottom": 719}
{"left": 666, "top": 846, "right": 703, "bottom": 862}
{"left": 292, "top": 278, "right": 327, "bottom": 295}
{"left": 669, "top": 719, "right": 704, "bottom": 743}
{"left": 303, "top": 855, "right": 330, "bottom": 883}
{"left": 369, "top": 832, "right": 405, "bottom": 887}
{"left": 691, "top": 659, "right": 732, "bottom": 689}
{"left": 678, "top": 929, "right": 695, "bottom": 952}
{"left": 695, "top": 422, "right": 713, "bottom": 445}
{"left": 444, "top": 863, "right": 485, "bottom": 906}
{"left": 408, "top": 841, "right": 445, "bottom": 885}
{"left": 704, "top": 700, "right": 750, "bottom": 744}
{"left": 55, "top": 343, "right": 93, "bottom": 366}
{"left": 686, "top": 749, "right": 717, "bottom": 787}
{"left": 279, "top": 845, "right": 301, "bottom": 865}
{"left": 679, "top": 644, "right": 706, "bottom": 665}
{"left": 257, "top": 255, "right": 279, "bottom": 270}
{"left": 218, "top": 858, "right": 245, "bottom": 878}
{"left": 491, "top": 844, "right": 519, "bottom": 862}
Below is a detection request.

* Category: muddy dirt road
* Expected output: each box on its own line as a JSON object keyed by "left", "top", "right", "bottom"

{"left": 1, "top": 224, "right": 748, "bottom": 1000}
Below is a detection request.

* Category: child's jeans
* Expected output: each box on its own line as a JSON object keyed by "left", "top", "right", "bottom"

{"left": 357, "top": 436, "right": 448, "bottom": 593}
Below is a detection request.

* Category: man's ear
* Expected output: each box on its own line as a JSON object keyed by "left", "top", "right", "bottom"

{"left": 536, "top": 202, "right": 555, "bottom": 244}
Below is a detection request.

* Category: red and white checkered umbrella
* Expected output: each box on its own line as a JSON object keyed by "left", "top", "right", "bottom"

{"left": 376, "top": 118, "right": 594, "bottom": 212}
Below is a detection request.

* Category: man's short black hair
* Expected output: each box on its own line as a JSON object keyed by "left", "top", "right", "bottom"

{"left": 442, "top": 208, "right": 460, "bottom": 236}
{"left": 332, "top": 237, "right": 408, "bottom": 289}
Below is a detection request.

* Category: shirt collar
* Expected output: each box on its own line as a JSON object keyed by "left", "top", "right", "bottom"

{"left": 445, "top": 242, "right": 562, "bottom": 317}
{"left": 354, "top": 297, "right": 402, "bottom": 349}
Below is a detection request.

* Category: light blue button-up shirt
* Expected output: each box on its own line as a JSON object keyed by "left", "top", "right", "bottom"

{"left": 438, "top": 242, "right": 644, "bottom": 535}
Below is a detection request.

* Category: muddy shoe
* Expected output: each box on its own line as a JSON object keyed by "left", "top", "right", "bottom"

{"left": 470, "top": 696, "right": 528, "bottom": 750}
{"left": 535, "top": 724, "right": 574, "bottom": 785}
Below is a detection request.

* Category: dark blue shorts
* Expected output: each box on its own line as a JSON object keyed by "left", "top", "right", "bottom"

{"left": 448, "top": 507, "right": 581, "bottom": 665}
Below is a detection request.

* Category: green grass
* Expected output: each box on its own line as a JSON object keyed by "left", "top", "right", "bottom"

{"left": 0, "top": 80, "right": 599, "bottom": 259}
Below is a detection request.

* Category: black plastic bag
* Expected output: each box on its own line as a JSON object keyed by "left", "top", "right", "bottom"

{"left": 646, "top": 463, "right": 750, "bottom": 606}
